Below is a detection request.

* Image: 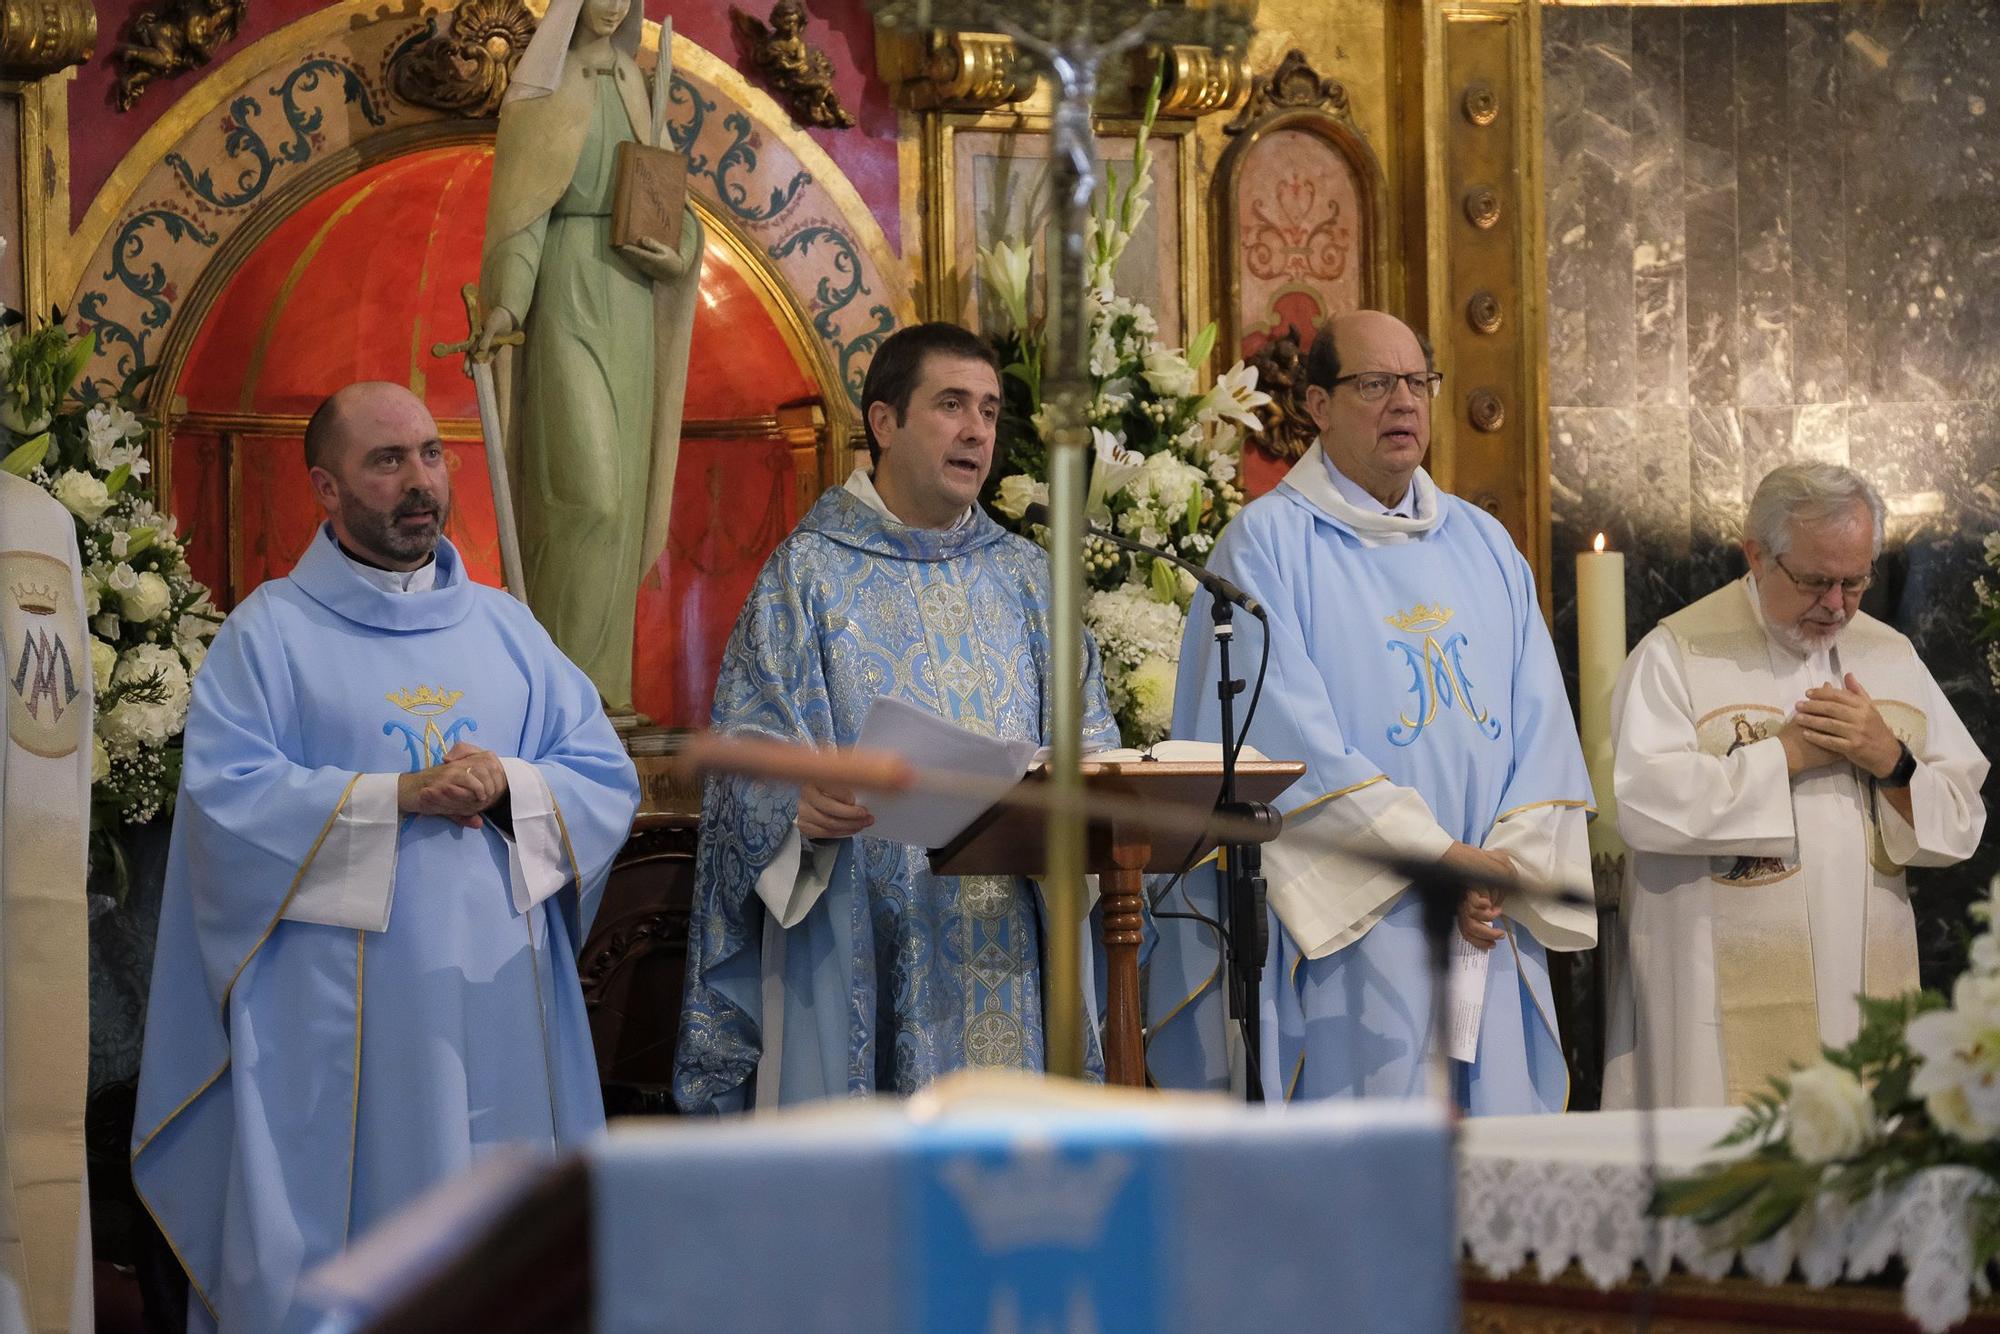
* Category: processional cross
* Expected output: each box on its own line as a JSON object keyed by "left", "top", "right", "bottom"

{"left": 868, "top": 0, "right": 1256, "bottom": 1079}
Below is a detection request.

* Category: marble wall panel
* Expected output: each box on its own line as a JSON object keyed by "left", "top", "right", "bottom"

{"left": 1544, "top": 2, "right": 2000, "bottom": 1046}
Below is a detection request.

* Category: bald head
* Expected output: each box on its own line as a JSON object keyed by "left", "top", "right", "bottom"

{"left": 304, "top": 381, "right": 452, "bottom": 570}
{"left": 1302, "top": 310, "right": 1438, "bottom": 509}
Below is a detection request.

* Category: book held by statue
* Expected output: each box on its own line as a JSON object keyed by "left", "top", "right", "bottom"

{"left": 611, "top": 141, "right": 685, "bottom": 253}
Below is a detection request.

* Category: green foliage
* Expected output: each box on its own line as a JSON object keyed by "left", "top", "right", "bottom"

{"left": 1654, "top": 987, "right": 2000, "bottom": 1259}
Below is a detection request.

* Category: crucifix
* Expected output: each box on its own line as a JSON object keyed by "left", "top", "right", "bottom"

{"left": 868, "top": 0, "right": 1256, "bottom": 1079}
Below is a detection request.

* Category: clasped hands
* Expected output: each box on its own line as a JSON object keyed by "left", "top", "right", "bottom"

{"left": 396, "top": 741, "right": 508, "bottom": 829}
{"left": 1442, "top": 842, "right": 1517, "bottom": 952}
{"left": 1779, "top": 672, "right": 1904, "bottom": 780}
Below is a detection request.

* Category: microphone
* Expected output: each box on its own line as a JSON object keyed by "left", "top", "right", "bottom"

{"left": 1021, "top": 501, "right": 1264, "bottom": 619}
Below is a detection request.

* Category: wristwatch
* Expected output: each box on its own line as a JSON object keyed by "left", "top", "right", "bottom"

{"left": 1880, "top": 741, "right": 1917, "bottom": 790}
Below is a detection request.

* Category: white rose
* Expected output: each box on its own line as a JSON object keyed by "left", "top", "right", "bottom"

{"left": 90, "top": 637, "right": 117, "bottom": 696}
{"left": 91, "top": 613, "right": 120, "bottom": 640}
{"left": 51, "top": 470, "right": 111, "bottom": 521}
{"left": 82, "top": 581, "right": 100, "bottom": 616}
{"left": 90, "top": 736, "right": 109, "bottom": 784}
{"left": 1784, "top": 1062, "right": 1874, "bottom": 1164}
{"left": 990, "top": 474, "right": 1047, "bottom": 521}
{"left": 102, "top": 644, "right": 191, "bottom": 749}
{"left": 118, "top": 571, "right": 171, "bottom": 624}
{"left": 1140, "top": 346, "right": 1198, "bottom": 400}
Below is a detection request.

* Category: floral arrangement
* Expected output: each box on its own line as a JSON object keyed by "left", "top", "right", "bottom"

{"left": 1654, "top": 875, "right": 2000, "bottom": 1256}
{"left": 974, "top": 73, "right": 1270, "bottom": 744}
{"left": 1976, "top": 533, "right": 2000, "bottom": 692}
{"left": 1, "top": 246, "right": 219, "bottom": 893}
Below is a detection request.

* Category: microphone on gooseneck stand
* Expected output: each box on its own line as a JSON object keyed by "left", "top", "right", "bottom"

{"left": 1024, "top": 500, "right": 1275, "bottom": 1101}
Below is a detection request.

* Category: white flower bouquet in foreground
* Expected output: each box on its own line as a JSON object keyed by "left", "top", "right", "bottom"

{"left": 1655, "top": 875, "right": 2000, "bottom": 1259}
{"left": 1, "top": 262, "right": 219, "bottom": 894}
{"left": 973, "top": 68, "right": 1270, "bottom": 744}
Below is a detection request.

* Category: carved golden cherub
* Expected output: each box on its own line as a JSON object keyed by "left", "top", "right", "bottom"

{"left": 730, "top": 0, "right": 856, "bottom": 130}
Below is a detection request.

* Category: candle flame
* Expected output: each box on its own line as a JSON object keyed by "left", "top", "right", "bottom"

{"left": 1593, "top": 532, "right": 1607, "bottom": 553}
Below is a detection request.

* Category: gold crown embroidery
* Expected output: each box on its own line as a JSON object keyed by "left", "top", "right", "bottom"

{"left": 385, "top": 684, "right": 463, "bottom": 715}
{"left": 1384, "top": 602, "right": 1453, "bottom": 634}
{"left": 9, "top": 579, "right": 59, "bottom": 615}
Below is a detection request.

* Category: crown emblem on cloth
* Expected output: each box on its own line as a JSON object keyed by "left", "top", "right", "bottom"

{"left": 385, "top": 684, "right": 463, "bottom": 715}
{"left": 937, "top": 1148, "right": 1134, "bottom": 1253}
{"left": 1385, "top": 602, "right": 1453, "bottom": 634}
{"left": 9, "top": 579, "right": 59, "bottom": 616}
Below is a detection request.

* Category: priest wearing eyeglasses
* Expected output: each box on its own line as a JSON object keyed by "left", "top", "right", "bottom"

{"left": 1147, "top": 309, "right": 1596, "bottom": 1111}
{"left": 1602, "top": 463, "right": 1988, "bottom": 1110}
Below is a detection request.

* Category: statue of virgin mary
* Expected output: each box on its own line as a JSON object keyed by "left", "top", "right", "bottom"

{"left": 478, "top": 0, "right": 704, "bottom": 717}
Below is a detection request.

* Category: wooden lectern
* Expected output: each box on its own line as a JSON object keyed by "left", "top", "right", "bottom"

{"left": 930, "top": 757, "right": 1303, "bottom": 1088}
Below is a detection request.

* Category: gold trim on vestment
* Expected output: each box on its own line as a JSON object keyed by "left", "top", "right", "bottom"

{"left": 130, "top": 771, "right": 363, "bottom": 1317}
{"left": 1503, "top": 923, "right": 1568, "bottom": 1111}
{"left": 344, "top": 929, "right": 364, "bottom": 1244}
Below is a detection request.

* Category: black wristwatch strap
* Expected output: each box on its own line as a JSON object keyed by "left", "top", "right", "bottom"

{"left": 1881, "top": 741, "right": 1917, "bottom": 790}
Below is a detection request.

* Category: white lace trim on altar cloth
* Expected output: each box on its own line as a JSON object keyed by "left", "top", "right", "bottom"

{"left": 1458, "top": 1109, "right": 1996, "bottom": 1334}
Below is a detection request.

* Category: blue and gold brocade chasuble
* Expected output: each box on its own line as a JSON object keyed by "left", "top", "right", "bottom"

{"left": 131, "top": 528, "right": 637, "bottom": 1333}
{"left": 674, "top": 483, "right": 1119, "bottom": 1113}
{"left": 1148, "top": 452, "right": 1592, "bottom": 1113}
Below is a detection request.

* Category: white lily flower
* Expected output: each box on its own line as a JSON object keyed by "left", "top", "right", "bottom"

{"left": 1199, "top": 361, "right": 1274, "bottom": 433}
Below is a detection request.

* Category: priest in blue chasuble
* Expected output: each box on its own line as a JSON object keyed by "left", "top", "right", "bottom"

{"left": 1147, "top": 311, "right": 1595, "bottom": 1112}
{"left": 675, "top": 324, "right": 1119, "bottom": 1113}
{"left": 132, "top": 383, "right": 638, "bottom": 1332}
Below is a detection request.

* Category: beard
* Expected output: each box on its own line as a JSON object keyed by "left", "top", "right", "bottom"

{"left": 341, "top": 487, "right": 447, "bottom": 566}
{"left": 1772, "top": 611, "right": 1848, "bottom": 655}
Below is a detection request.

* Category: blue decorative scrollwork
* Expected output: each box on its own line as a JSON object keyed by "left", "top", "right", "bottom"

{"left": 665, "top": 73, "right": 716, "bottom": 174}
{"left": 272, "top": 57, "right": 386, "bottom": 166}
{"left": 712, "top": 111, "right": 810, "bottom": 223}
{"left": 768, "top": 226, "right": 891, "bottom": 407}
{"left": 165, "top": 94, "right": 276, "bottom": 210}
{"left": 76, "top": 208, "right": 220, "bottom": 389}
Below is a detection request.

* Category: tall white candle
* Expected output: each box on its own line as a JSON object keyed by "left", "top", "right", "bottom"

{"left": 1576, "top": 533, "right": 1627, "bottom": 859}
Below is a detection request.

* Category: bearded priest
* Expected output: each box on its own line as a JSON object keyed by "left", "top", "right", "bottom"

{"left": 1602, "top": 463, "right": 1987, "bottom": 1109}
{"left": 132, "top": 382, "right": 638, "bottom": 1332}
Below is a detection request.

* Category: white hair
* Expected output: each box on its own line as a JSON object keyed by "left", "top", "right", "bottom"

{"left": 1746, "top": 463, "right": 1885, "bottom": 558}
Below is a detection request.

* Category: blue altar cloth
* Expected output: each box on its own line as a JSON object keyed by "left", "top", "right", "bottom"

{"left": 590, "top": 1095, "right": 1455, "bottom": 1333}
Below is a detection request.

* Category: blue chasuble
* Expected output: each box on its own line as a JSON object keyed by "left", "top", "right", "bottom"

{"left": 132, "top": 529, "right": 637, "bottom": 1332}
{"left": 674, "top": 486, "right": 1118, "bottom": 1113}
{"left": 1147, "top": 466, "right": 1589, "bottom": 1112}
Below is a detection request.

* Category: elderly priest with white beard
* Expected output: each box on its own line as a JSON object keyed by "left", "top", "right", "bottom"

{"left": 1602, "top": 463, "right": 1988, "bottom": 1110}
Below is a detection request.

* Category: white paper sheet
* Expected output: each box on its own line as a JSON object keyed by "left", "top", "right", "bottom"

{"left": 1446, "top": 931, "right": 1490, "bottom": 1064}
{"left": 851, "top": 695, "right": 1039, "bottom": 847}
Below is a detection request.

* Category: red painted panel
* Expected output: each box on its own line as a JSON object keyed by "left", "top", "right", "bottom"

{"left": 635, "top": 433, "right": 800, "bottom": 727}
{"left": 171, "top": 144, "right": 822, "bottom": 726}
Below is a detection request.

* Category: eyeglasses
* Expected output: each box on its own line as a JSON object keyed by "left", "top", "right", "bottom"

{"left": 1773, "top": 552, "right": 1874, "bottom": 598}
{"left": 1329, "top": 371, "right": 1445, "bottom": 403}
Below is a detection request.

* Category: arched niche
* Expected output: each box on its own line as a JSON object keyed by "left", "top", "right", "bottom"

{"left": 61, "top": 5, "right": 910, "bottom": 439}
{"left": 60, "top": 9, "right": 913, "bottom": 725}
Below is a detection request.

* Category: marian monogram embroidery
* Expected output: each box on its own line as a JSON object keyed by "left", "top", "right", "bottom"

{"left": 1383, "top": 602, "right": 1501, "bottom": 747}
{"left": 382, "top": 684, "right": 477, "bottom": 771}
{"left": 2, "top": 551, "right": 85, "bottom": 759}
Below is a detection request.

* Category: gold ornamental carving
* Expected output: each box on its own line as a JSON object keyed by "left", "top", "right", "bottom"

{"left": 0, "top": 0, "right": 95, "bottom": 77}
{"left": 1146, "top": 41, "right": 1248, "bottom": 117}
{"left": 387, "top": 0, "right": 536, "bottom": 119}
{"left": 113, "top": 0, "right": 243, "bottom": 111}
{"left": 1241, "top": 327, "right": 1317, "bottom": 464}
{"left": 1462, "top": 80, "right": 1499, "bottom": 127}
{"left": 732, "top": 0, "right": 855, "bottom": 130}
{"left": 1467, "top": 290, "right": 1503, "bottom": 335}
{"left": 1223, "top": 46, "right": 1350, "bottom": 135}
{"left": 883, "top": 29, "right": 1028, "bottom": 110}
{"left": 1468, "top": 388, "right": 1506, "bottom": 433}
{"left": 1464, "top": 183, "right": 1502, "bottom": 229}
